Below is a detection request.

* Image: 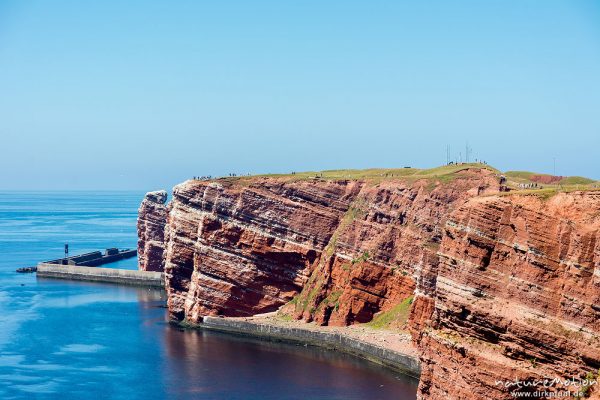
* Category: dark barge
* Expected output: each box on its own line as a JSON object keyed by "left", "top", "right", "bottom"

{"left": 45, "top": 248, "right": 136, "bottom": 267}
{"left": 16, "top": 248, "right": 136, "bottom": 273}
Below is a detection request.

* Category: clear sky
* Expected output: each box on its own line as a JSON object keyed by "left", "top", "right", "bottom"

{"left": 1, "top": 0, "right": 599, "bottom": 190}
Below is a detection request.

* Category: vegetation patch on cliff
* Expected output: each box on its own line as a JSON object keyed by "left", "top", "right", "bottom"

{"left": 315, "top": 290, "right": 343, "bottom": 314}
{"left": 365, "top": 296, "right": 413, "bottom": 330}
{"left": 292, "top": 197, "right": 371, "bottom": 319}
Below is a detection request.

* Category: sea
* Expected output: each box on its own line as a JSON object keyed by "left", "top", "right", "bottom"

{"left": 0, "top": 191, "right": 418, "bottom": 399}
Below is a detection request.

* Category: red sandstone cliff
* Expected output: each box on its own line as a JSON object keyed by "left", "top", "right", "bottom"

{"left": 417, "top": 192, "right": 600, "bottom": 399}
{"left": 138, "top": 168, "right": 600, "bottom": 399}
{"left": 137, "top": 190, "right": 168, "bottom": 272}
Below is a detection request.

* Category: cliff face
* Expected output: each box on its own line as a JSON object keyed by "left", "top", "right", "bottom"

{"left": 138, "top": 169, "right": 600, "bottom": 399}
{"left": 417, "top": 193, "right": 600, "bottom": 399}
{"left": 137, "top": 190, "right": 168, "bottom": 272}
{"left": 163, "top": 179, "right": 363, "bottom": 321}
{"left": 287, "top": 169, "right": 499, "bottom": 328}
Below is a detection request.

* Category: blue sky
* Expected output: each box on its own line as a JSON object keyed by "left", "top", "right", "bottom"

{"left": 1, "top": 0, "right": 599, "bottom": 190}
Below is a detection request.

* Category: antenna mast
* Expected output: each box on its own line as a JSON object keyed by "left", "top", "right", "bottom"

{"left": 465, "top": 141, "right": 472, "bottom": 163}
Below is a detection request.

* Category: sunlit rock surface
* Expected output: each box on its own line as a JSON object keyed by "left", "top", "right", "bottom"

{"left": 138, "top": 170, "right": 600, "bottom": 399}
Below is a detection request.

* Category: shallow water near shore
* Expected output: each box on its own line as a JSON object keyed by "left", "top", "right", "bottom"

{"left": 0, "top": 191, "right": 418, "bottom": 399}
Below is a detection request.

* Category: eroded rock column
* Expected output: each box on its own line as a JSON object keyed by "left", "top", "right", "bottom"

{"left": 137, "top": 190, "right": 168, "bottom": 272}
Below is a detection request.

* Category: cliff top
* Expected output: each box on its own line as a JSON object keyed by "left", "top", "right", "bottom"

{"left": 500, "top": 170, "right": 599, "bottom": 199}
{"left": 504, "top": 170, "right": 595, "bottom": 186}
{"left": 189, "top": 163, "right": 598, "bottom": 197}
{"left": 202, "top": 163, "right": 498, "bottom": 185}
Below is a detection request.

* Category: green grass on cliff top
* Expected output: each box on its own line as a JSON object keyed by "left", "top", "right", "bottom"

{"left": 211, "top": 163, "right": 598, "bottom": 195}
{"left": 244, "top": 163, "right": 499, "bottom": 183}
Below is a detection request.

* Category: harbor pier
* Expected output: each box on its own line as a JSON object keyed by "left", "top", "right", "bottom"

{"left": 18, "top": 247, "right": 164, "bottom": 288}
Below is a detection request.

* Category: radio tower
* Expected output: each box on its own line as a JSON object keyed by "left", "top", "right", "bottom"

{"left": 465, "top": 142, "right": 472, "bottom": 163}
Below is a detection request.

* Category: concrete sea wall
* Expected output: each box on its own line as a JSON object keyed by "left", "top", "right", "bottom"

{"left": 200, "top": 316, "right": 421, "bottom": 378}
{"left": 37, "top": 263, "right": 164, "bottom": 287}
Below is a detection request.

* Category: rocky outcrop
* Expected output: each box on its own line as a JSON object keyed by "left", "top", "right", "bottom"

{"left": 137, "top": 190, "right": 168, "bottom": 272}
{"left": 139, "top": 170, "right": 600, "bottom": 399}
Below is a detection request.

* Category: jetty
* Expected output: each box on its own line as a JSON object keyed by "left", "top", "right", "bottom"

{"left": 37, "top": 264, "right": 163, "bottom": 287}
{"left": 22, "top": 247, "right": 164, "bottom": 288}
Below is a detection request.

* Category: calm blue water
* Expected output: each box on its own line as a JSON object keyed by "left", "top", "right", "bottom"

{"left": 0, "top": 192, "right": 418, "bottom": 399}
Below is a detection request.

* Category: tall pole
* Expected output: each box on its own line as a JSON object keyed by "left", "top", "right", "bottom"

{"left": 465, "top": 141, "right": 471, "bottom": 163}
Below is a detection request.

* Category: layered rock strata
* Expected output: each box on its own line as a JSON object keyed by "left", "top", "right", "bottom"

{"left": 138, "top": 169, "right": 600, "bottom": 399}
{"left": 137, "top": 190, "right": 168, "bottom": 272}
{"left": 417, "top": 192, "right": 600, "bottom": 399}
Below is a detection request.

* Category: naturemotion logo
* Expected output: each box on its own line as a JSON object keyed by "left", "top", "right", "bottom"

{"left": 495, "top": 372, "right": 599, "bottom": 399}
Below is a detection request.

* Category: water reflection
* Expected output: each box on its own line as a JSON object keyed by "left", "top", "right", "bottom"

{"left": 164, "top": 326, "right": 418, "bottom": 400}
{"left": 3, "top": 269, "right": 417, "bottom": 400}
